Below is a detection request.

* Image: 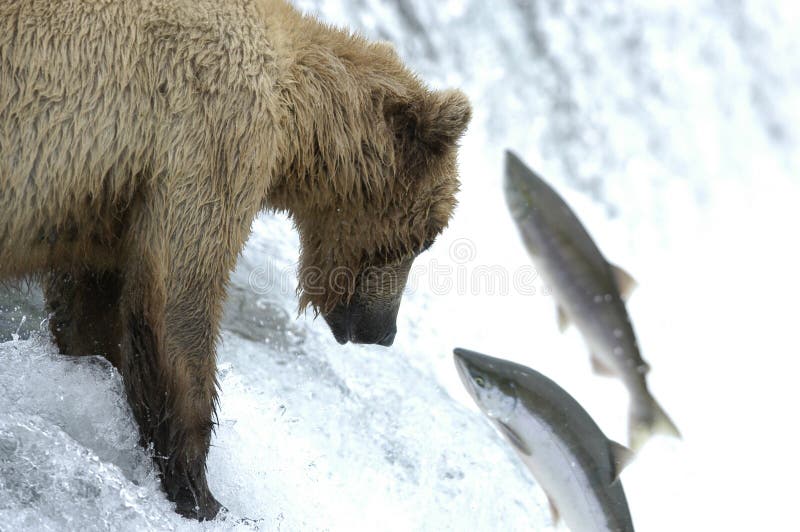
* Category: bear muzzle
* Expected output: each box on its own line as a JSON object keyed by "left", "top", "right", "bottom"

{"left": 322, "top": 298, "right": 399, "bottom": 347}
{"left": 321, "top": 255, "right": 414, "bottom": 347}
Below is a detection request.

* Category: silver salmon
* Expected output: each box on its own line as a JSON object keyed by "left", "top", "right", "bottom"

{"left": 504, "top": 150, "right": 679, "bottom": 450}
{"left": 454, "top": 348, "right": 635, "bottom": 532}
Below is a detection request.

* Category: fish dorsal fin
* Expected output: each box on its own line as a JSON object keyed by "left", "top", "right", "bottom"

{"left": 557, "top": 305, "right": 570, "bottom": 333}
{"left": 610, "top": 263, "right": 637, "bottom": 301}
{"left": 497, "top": 421, "right": 532, "bottom": 456}
{"left": 608, "top": 440, "right": 635, "bottom": 483}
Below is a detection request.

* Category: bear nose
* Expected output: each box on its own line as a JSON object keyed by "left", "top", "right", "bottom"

{"left": 377, "top": 329, "right": 396, "bottom": 347}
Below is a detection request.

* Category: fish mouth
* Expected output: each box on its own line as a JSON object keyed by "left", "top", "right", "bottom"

{"left": 453, "top": 348, "right": 519, "bottom": 422}
{"left": 453, "top": 348, "right": 478, "bottom": 395}
{"left": 453, "top": 348, "right": 484, "bottom": 368}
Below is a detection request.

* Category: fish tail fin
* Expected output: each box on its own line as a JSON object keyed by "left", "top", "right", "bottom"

{"left": 629, "top": 395, "right": 681, "bottom": 452}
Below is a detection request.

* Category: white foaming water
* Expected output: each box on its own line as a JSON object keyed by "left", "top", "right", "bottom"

{"left": 2, "top": 1, "right": 799, "bottom": 530}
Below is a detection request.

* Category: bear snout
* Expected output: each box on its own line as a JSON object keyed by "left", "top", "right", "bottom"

{"left": 322, "top": 304, "right": 352, "bottom": 345}
{"left": 376, "top": 328, "right": 397, "bottom": 347}
{"left": 322, "top": 300, "right": 399, "bottom": 347}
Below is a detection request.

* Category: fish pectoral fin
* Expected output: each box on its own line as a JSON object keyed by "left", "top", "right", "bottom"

{"left": 557, "top": 306, "right": 570, "bottom": 333}
{"left": 608, "top": 439, "right": 635, "bottom": 483}
{"left": 610, "top": 262, "right": 638, "bottom": 301}
{"left": 590, "top": 354, "right": 616, "bottom": 377}
{"left": 496, "top": 420, "right": 532, "bottom": 456}
{"left": 556, "top": 305, "right": 572, "bottom": 333}
{"left": 546, "top": 494, "right": 560, "bottom": 525}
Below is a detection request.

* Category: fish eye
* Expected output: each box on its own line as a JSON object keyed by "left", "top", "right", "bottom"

{"left": 474, "top": 375, "right": 486, "bottom": 388}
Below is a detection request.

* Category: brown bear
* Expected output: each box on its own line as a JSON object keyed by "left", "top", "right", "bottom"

{"left": 0, "top": 0, "right": 470, "bottom": 521}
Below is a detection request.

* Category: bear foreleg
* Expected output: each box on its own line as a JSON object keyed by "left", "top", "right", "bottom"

{"left": 118, "top": 261, "right": 223, "bottom": 521}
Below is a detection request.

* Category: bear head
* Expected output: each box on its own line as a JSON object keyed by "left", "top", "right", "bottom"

{"left": 270, "top": 38, "right": 471, "bottom": 346}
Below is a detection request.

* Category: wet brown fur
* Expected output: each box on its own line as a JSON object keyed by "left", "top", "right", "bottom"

{"left": 0, "top": 0, "right": 470, "bottom": 520}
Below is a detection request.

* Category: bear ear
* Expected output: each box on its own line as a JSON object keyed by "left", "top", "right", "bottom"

{"left": 422, "top": 89, "right": 472, "bottom": 147}
{"left": 388, "top": 89, "right": 472, "bottom": 155}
